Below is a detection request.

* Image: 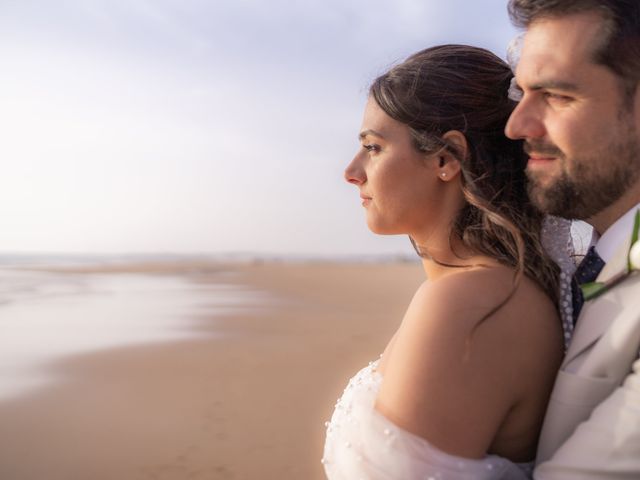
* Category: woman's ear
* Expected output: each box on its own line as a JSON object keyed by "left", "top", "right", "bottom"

{"left": 435, "top": 130, "right": 467, "bottom": 181}
{"left": 442, "top": 130, "right": 468, "bottom": 160}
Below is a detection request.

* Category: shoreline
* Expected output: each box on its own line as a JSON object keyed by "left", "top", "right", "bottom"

{"left": 0, "top": 261, "right": 423, "bottom": 479}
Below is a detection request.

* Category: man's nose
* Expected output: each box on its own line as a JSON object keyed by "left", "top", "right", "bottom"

{"left": 505, "top": 98, "right": 546, "bottom": 140}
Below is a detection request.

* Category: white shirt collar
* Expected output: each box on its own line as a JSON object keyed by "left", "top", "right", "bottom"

{"left": 594, "top": 203, "right": 640, "bottom": 263}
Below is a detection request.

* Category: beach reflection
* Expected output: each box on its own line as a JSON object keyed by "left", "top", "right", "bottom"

{"left": 0, "top": 267, "right": 256, "bottom": 400}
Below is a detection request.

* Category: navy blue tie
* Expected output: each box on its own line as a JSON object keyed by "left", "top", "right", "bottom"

{"left": 571, "top": 246, "right": 605, "bottom": 324}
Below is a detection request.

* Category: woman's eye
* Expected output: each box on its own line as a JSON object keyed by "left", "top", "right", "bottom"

{"left": 363, "top": 144, "right": 381, "bottom": 153}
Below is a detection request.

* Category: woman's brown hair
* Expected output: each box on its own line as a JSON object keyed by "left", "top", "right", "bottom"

{"left": 370, "top": 44, "right": 559, "bottom": 311}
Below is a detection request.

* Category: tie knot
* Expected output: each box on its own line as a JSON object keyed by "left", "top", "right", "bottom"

{"left": 574, "top": 246, "right": 605, "bottom": 285}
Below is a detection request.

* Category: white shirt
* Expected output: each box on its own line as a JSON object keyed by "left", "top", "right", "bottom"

{"left": 594, "top": 203, "right": 640, "bottom": 263}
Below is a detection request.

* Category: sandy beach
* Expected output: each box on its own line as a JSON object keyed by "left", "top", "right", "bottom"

{"left": 0, "top": 260, "right": 423, "bottom": 480}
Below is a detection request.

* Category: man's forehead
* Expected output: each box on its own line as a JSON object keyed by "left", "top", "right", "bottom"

{"left": 515, "top": 12, "right": 606, "bottom": 82}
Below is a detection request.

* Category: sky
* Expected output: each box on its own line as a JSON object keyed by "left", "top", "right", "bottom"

{"left": 0, "top": 0, "right": 520, "bottom": 257}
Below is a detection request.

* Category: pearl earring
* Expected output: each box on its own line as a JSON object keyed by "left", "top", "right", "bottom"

{"left": 440, "top": 172, "right": 447, "bottom": 179}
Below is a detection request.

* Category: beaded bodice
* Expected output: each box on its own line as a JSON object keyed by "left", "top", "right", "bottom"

{"left": 322, "top": 360, "right": 533, "bottom": 480}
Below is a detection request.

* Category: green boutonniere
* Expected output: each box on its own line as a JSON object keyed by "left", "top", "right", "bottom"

{"left": 581, "top": 209, "right": 640, "bottom": 301}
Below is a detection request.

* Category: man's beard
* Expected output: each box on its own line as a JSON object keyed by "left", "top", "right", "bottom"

{"left": 526, "top": 120, "right": 640, "bottom": 220}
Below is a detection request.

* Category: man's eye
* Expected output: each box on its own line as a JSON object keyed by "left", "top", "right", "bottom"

{"left": 544, "top": 92, "right": 572, "bottom": 103}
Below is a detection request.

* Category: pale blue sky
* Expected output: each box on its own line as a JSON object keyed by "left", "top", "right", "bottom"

{"left": 0, "top": 0, "right": 518, "bottom": 256}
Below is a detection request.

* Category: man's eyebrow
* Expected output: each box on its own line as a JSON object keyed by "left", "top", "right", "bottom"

{"left": 358, "top": 129, "right": 384, "bottom": 140}
{"left": 528, "top": 80, "right": 580, "bottom": 92}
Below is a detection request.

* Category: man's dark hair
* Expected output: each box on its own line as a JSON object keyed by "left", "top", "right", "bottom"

{"left": 508, "top": 0, "right": 640, "bottom": 97}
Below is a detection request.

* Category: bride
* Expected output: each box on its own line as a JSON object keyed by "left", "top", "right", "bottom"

{"left": 323, "top": 45, "right": 566, "bottom": 479}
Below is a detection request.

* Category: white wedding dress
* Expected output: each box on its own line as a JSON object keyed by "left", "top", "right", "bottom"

{"left": 322, "top": 359, "right": 533, "bottom": 480}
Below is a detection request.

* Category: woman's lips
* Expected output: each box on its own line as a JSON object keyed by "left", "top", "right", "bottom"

{"left": 360, "top": 194, "right": 372, "bottom": 207}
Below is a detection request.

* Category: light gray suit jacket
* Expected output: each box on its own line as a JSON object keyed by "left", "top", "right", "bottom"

{"left": 534, "top": 238, "right": 640, "bottom": 479}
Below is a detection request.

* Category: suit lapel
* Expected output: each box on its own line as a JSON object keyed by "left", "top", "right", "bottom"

{"left": 562, "top": 239, "right": 631, "bottom": 368}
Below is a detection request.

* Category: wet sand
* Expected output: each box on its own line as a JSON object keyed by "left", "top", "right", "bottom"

{"left": 0, "top": 261, "right": 423, "bottom": 480}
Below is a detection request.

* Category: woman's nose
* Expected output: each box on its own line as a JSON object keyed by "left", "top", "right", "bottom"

{"left": 344, "top": 155, "right": 365, "bottom": 185}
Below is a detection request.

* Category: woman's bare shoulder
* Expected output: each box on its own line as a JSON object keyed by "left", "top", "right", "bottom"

{"left": 391, "top": 263, "right": 562, "bottom": 402}
{"left": 408, "top": 264, "right": 559, "bottom": 335}
{"left": 375, "top": 264, "right": 562, "bottom": 458}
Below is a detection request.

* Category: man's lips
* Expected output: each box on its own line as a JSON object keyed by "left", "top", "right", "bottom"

{"left": 527, "top": 155, "right": 557, "bottom": 167}
{"left": 360, "top": 194, "right": 372, "bottom": 206}
{"left": 523, "top": 141, "right": 562, "bottom": 168}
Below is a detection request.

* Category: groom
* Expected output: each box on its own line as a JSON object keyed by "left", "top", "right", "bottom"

{"left": 505, "top": 0, "right": 640, "bottom": 477}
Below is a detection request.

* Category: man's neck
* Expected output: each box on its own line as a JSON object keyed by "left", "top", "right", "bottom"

{"left": 588, "top": 186, "right": 640, "bottom": 235}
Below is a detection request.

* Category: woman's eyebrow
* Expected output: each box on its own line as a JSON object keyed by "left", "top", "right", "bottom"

{"left": 358, "top": 129, "right": 385, "bottom": 140}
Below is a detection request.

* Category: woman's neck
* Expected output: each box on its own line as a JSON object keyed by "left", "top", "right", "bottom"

{"left": 414, "top": 234, "right": 489, "bottom": 281}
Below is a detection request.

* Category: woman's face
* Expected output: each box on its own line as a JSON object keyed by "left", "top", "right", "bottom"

{"left": 344, "top": 97, "right": 444, "bottom": 237}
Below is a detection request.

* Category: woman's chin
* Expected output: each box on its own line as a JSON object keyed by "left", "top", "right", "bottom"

{"left": 366, "top": 221, "right": 404, "bottom": 236}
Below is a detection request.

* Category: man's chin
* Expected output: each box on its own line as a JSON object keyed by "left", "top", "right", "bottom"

{"left": 529, "top": 190, "right": 554, "bottom": 214}
{"left": 528, "top": 181, "right": 590, "bottom": 219}
{"left": 527, "top": 183, "right": 567, "bottom": 217}
{"left": 526, "top": 167, "right": 556, "bottom": 186}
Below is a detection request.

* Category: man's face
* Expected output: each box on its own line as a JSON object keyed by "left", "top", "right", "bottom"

{"left": 505, "top": 11, "right": 640, "bottom": 222}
